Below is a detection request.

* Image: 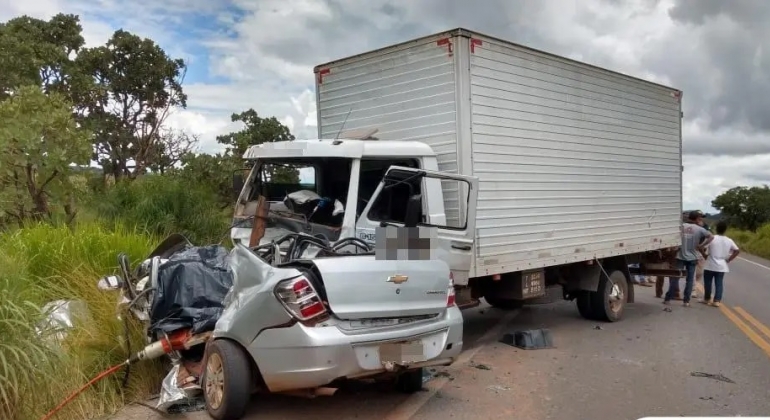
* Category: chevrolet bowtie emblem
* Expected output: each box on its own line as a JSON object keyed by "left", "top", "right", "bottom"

{"left": 387, "top": 274, "right": 409, "bottom": 284}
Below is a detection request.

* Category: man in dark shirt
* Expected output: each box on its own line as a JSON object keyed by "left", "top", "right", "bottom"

{"left": 656, "top": 210, "right": 712, "bottom": 299}
{"left": 665, "top": 211, "right": 714, "bottom": 306}
{"left": 693, "top": 211, "right": 711, "bottom": 299}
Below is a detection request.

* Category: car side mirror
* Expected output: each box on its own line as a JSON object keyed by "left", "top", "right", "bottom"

{"left": 232, "top": 171, "right": 245, "bottom": 199}
{"left": 404, "top": 194, "right": 422, "bottom": 228}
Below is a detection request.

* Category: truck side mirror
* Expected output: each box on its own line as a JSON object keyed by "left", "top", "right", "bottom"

{"left": 232, "top": 172, "right": 245, "bottom": 199}
{"left": 404, "top": 194, "right": 422, "bottom": 228}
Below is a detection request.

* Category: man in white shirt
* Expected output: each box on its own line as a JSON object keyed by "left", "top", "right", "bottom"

{"left": 700, "top": 220, "right": 740, "bottom": 307}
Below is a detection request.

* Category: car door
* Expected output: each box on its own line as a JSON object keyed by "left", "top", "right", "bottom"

{"left": 355, "top": 166, "right": 479, "bottom": 286}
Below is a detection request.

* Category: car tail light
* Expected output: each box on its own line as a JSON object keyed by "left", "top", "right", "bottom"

{"left": 275, "top": 276, "right": 328, "bottom": 321}
{"left": 447, "top": 272, "right": 456, "bottom": 307}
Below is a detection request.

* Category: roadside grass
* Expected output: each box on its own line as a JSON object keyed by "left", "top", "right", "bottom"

{"left": 728, "top": 223, "right": 770, "bottom": 260}
{"left": 0, "top": 222, "right": 166, "bottom": 420}
{"left": 93, "top": 175, "right": 230, "bottom": 245}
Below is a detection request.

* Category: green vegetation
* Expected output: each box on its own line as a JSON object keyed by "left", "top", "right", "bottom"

{"left": 0, "top": 223, "right": 161, "bottom": 420}
{"left": 728, "top": 224, "right": 770, "bottom": 261}
{"left": 712, "top": 185, "right": 770, "bottom": 259}
{"left": 0, "top": 12, "right": 299, "bottom": 420}
{"left": 712, "top": 185, "right": 770, "bottom": 233}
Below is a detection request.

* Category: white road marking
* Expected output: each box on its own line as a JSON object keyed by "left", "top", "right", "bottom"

{"left": 382, "top": 309, "right": 520, "bottom": 420}
{"left": 738, "top": 257, "right": 770, "bottom": 271}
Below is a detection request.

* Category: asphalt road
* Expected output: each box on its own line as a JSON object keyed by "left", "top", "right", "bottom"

{"left": 115, "top": 256, "right": 770, "bottom": 420}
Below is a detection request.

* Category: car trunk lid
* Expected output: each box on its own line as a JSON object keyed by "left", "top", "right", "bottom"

{"left": 311, "top": 256, "right": 450, "bottom": 320}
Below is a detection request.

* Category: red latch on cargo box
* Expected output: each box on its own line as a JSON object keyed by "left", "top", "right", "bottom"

{"left": 316, "top": 68, "right": 330, "bottom": 84}
{"left": 470, "top": 39, "right": 482, "bottom": 53}
{"left": 437, "top": 38, "right": 453, "bottom": 57}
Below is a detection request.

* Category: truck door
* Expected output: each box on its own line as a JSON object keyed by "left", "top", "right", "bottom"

{"left": 355, "top": 166, "right": 479, "bottom": 286}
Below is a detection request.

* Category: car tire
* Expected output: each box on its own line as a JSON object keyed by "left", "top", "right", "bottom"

{"left": 203, "top": 339, "right": 253, "bottom": 420}
{"left": 588, "top": 270, "right": 628, "bottom": 323}
{"left": 396, "top": 368, "right": 424, "bottom": 394}
{"left": 484, "top": 296, "right": 524, "bottom": 310}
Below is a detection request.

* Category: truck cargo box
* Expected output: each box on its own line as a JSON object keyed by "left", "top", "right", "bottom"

{"left": 314, "top": 28, "right": 683, "bottom": 277}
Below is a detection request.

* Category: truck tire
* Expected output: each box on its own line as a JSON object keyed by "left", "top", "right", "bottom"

{"left": 484, "top": 296, "right": 524, "bottom": 310}
{"left": 588, "top": 270, "right": 628, "bottom": 322}
{"left": 576, "top": 291, "right": 596, "bottom": 320}
{"left": 203, "top": 339, "right": 253, "bottom": 420}
{"left": 396, "top": 368, "right": 424, "bottom": 393}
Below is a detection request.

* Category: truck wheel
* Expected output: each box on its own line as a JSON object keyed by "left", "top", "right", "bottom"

{"left": 576, "top": 291, "right": 596, "bottom": 320}
{"left": 203, "top": 339, "right": 253, "bottom": 420}
{"left": 589, "top": 270, "right": 628, "bottom": 322}
{"left": 484, "top": 296, "right": 524, "bottom": 310}
{"left": 396, "top": 368, "right": 424, "bottom": 393}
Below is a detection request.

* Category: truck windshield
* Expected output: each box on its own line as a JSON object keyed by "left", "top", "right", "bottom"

{"left": 238, "top": 157, "right": 353, "bottom": 239}
{"left": 257, "top": 161, "right": 317, "bottom": 201}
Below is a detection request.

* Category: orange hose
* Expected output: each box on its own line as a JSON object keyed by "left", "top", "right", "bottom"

{"left": 40, "top": 362, "right": 126, "bottom": 420}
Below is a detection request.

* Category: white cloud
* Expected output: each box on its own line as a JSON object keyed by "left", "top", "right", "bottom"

{"left": 683, "top": 153, "right": 770, "bottom": 213}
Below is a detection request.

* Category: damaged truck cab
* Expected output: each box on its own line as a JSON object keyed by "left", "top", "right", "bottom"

{"left": 231, "top": 137, "right": 480, "bottom": 287}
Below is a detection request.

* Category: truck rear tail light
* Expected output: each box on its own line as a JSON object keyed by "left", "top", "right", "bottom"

{"left": 447, "top": 272, "right": 456, "bottom": 307}
{"left": 275, "top": 276, "right": 328, "bottom": 321}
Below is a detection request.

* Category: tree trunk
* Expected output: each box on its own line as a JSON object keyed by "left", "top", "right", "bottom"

{"left": 64, "top": 193, "right": 78, "bottom": 229}
{"left": 24, "top": 164, "right": 51, "bottom": 220}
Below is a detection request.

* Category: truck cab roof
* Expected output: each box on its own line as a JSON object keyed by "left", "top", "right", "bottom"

{"left": 242, "top": 139, "right": 436, "bottom": 160}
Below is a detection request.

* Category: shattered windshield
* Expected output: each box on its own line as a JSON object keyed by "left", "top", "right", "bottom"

{"left": 236, "top": 157, "right": 354, "bottom": 243}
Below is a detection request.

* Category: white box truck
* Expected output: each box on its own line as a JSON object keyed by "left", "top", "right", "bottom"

{"left": 232, "top": 28, "right": 684, "bottom": 323}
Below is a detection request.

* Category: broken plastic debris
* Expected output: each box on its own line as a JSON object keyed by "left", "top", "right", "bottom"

{"left": 157, "top": 364, "right": 202, "bottom": 412}
{"left": 167, "top": 399, "right": 205, "bottom": 414}
{"left": 35, "top": 300, "right": 90, "bottom": 344}
{"left": 421, "top": 368, "right": 433, "bottom": 383}
{"left": 486, "top": 385, "right": 510, "bottom": 393}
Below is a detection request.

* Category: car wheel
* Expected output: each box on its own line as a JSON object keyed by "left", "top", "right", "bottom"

{"left": 589, "top": 270, "right": 628, "bottom": 323}
{"left": 484, "top": 296, "right": 524, "bottom": 310}
{"left": 203, "top": 339, "right": 253, "bottom": 420}
{"left": 396, "top": 368, "right": 424, "bottom": 394}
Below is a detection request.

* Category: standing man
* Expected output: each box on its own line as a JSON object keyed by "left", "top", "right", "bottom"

{"left": 701, "top": 220, "right": 740, "bottom": 307}
{"left": 664, "top": 210, "right": 714, "bottom": 307}
{"left": 692, "top": 212, "right": 711, "bottom": 299}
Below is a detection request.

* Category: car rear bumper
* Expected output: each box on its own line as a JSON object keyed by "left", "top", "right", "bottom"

{"left": 247, "top": 306, "right": 464, "bottom": 392}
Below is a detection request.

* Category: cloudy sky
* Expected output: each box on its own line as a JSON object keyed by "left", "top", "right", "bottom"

{"left": 1, "top": 0, "right": 768, "bottom": 212}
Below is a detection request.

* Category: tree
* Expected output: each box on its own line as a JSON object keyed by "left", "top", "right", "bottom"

{"left": 711, "top": 185, "right": 770, "bottom": 232}
{"left": 0, "top": 14, "right": 86, "bottom": 100}
{"left": 1, "top": 15, "right": 189, "bottom": 183}
{"left": 146, "top": 128, "right": 198, "bottom": 175}
{"left": 74, "top": 30, "right": 187, "bottom": 180}
{"left": 0, "top": 85, "right": 91, "bottom": 226}
{"left": 216, "top": 109, "right": 299, "bottom": 183}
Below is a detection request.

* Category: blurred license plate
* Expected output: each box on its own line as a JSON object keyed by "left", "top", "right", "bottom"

{"left": 521, "top": 269, "right": 545, "bottom": 299}
{"left": 350, "top": 318, "right": 399, "bottom": 329}
{"left": 379, "top": 341, "right": 426, "bottom": 363}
